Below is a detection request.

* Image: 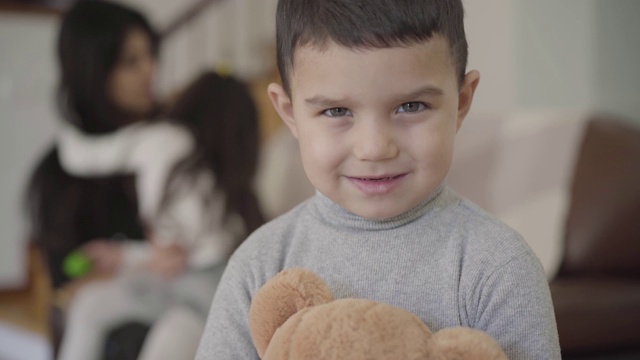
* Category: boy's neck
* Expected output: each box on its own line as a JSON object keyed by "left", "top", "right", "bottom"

{"left": 313, "top": 183, "right": 447, "bottom": 231}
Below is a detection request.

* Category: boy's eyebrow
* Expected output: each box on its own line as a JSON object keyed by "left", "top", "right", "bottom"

{"left": 304, "top": 96, "right": 347, "bottom": 109}
{"left": 304, "top": 85, "right": 444, "bottom": 108}
{"left": 400, "top": 85, "right": 445, "bottom": 99}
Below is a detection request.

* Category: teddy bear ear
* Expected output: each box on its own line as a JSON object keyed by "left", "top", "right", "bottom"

{"left": 249, "top": 268, "right": 334, "bottom": 358}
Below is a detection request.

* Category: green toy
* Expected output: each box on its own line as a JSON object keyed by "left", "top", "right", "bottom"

{"left": 63, "top": 251, "right": 93, "bottom": 278}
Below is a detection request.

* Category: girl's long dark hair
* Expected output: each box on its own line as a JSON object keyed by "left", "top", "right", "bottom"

{"left": 57, "top": 0, "right": 159, "bottom": 134}
{"left": 168, "top": 72, "right": 266, "bottom": 242}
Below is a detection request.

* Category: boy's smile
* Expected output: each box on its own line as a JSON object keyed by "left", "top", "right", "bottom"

{"left": 269, "top": 37, "right": 479, "bottom": 220}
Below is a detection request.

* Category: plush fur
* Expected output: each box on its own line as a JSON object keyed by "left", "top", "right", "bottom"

{"left": 249, "top": 268, "right": 508, "bottom": 360}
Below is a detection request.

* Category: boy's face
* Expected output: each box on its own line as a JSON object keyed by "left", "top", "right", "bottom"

{"left": 269, "top": 37, "right": 479, "bottom": 220}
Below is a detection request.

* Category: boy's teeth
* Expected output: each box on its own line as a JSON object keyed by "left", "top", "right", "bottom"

{"left": 361, "top": 177, "right": 392, "bottom": 181}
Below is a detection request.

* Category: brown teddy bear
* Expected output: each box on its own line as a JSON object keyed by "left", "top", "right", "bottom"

{"left": 249, "top": 268, "right": 508, "bottom": 360}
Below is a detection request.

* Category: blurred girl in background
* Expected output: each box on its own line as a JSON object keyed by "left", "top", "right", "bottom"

{"left": 27, "top": 0, "right": 159, "bottom": 291}
{"left": 58, "top": 69, "right": 264, "bottom": 360}
{"left": 25, "top": 1, "right": 160, "bottom": 357}
{"left": 27, "top": 1, "right": 264, "bottom": 359}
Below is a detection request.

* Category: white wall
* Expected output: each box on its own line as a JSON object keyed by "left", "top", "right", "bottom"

{"left": 593, "top": 0, "right": 640, "bottom": 123}
{"left": 514, "top": 0, "right": 597, "bottom": 111}
{"left": 465, "top": 0, "right": 639, "bottom": 124}
{"left": 464, "top": 0, "right": 598, "bottom": 116}
{"left": 464, "top": 0, "right": 516, "bottom": 116}
{"left": 0, "top": 12, "right": 59, "bottom": 289}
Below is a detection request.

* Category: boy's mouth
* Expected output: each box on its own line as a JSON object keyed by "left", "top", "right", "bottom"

{"left": 347, "top": 174, "right": 407, "bottom": 195}
{"left": 355, "top": 176, "right": 398, "bottom": 181}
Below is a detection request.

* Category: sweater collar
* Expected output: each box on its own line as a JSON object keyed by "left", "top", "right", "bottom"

{"left": 312, "top": 183, "right": 447, "bottom": 231}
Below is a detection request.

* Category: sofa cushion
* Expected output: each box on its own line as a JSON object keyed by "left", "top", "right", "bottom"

{"left": 560, "top": 117, "right": 640, "bottom": 277}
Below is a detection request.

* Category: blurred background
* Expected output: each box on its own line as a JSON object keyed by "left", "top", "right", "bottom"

{"left": 1, "top": 0, "right": 639, "bottom": 359}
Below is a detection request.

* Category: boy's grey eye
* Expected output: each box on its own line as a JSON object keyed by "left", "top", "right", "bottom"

{"left": 323, "top": 108, "right": 350, "bottom": 117}
{"left": 398, "top": 102, "right": 426, "bottom": 113}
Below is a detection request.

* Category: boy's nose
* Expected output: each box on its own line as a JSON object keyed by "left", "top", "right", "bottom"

{"left": 352, "top": 120, "right": 399, "bottom": 161}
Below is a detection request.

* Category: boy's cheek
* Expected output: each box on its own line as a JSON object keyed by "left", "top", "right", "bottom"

{"left": 307, "top": 137, "right": 341, "bottom": 161}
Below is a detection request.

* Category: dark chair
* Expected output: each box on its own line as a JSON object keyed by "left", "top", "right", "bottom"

{"left": 550, "top": 117, "right": 640, "bottom": 359}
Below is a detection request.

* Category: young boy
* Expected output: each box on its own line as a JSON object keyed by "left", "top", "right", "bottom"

{"left": 196, "top": 1, "right": 561, "bottom": 359}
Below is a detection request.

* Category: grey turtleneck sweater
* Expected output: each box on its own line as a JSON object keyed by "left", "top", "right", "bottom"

{"left": 196, "top": 186, "right": 561, "bottom": 360}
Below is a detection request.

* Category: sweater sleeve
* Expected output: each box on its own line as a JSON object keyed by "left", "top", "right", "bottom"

{"left": 195, "top": 255, "right": 261, "bottom": 359}
{"left": 468, "top": 251, "right": 561, "bottom": 360}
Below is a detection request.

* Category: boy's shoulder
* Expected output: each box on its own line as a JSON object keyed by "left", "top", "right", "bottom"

{"left": 454, "top": 195, "right": 520, "bottom": 236}
{"left": 222, "top": 196, "right": 321, "bottom": 289}
{"left": 442, "top": 188, "right": 536, "bottom": 263}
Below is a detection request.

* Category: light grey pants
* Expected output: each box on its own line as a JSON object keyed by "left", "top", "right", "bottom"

{"left": 58, "top": 263, "right": 225, "bottom": 360}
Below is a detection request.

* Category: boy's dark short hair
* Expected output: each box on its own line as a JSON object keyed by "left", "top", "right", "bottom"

{"left": 276, "top": 0, "right": 468, "bottom": 95}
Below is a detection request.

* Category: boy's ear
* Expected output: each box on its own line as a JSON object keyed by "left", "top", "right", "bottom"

{"left": 456, "top": 70, "right": 480, "bottom": 131}
{"left": 267, "top": 83, "right": 298, "bottom": 138}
